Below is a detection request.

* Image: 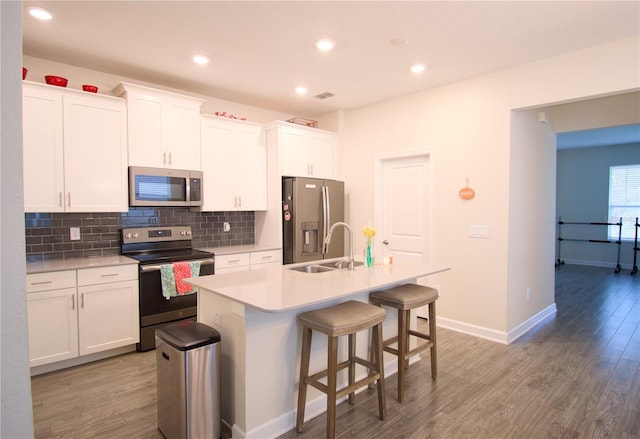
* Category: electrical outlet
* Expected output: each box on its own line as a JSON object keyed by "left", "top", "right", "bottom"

{"left": 223, "top": 222, "right": 231, "bottom": 232}
{"left": 70, "top": 227, "right": 81, "bottom": 241}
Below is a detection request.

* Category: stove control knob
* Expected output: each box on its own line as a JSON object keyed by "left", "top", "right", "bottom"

{"left": 132, "top": 233, "right": 139, "bottom": 238}
{"left": 186, "top": 230, "right": 191, "bottom": 236}
{"left": 124, "top": 233, "right": 132, "bottom": 239}
{"left": 180, "top": 230, "right": 186, "bottom": 236}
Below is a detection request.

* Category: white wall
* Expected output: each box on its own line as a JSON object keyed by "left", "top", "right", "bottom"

{"left": 545, "top": 92, "right": 640, "bottom": 133}
{"left": 340, "top": 36, "right": 640, "bottom": 339}
{"left": 507, "top": 109, "right": 557, "bottom": 332}
{"left": 1, "top": 2, "right": 34, "bottom": 437}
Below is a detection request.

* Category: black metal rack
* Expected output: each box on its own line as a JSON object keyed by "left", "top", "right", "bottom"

{"left": 556, "top": 216, "right": 623, "bottom": 273}
{"left": 632, "top": 217, "right": 639, "bottom": 275}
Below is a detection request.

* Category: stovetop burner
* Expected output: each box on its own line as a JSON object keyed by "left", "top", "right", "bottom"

{"left": 129, "top": 249, "right": 214, "bottom": 264}
{"left": 120, "top": 226, "right": 214, "bottom": 264}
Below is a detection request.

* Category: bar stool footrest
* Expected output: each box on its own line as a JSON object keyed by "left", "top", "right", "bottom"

{"left": 306, "top": 356, "right": 382, "bottom": 395}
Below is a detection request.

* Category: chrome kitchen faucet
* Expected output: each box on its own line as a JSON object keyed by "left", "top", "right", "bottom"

{"left": 323, "top": 222, "right": 355, "bottom": 270}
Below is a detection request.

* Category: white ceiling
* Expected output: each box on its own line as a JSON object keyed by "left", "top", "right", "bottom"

{"left": 22, "top": 1, "right": 640, "bottom": 117}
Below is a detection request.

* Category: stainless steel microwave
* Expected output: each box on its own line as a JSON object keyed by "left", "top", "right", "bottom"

{"left": 129, "top": 166, "right": 203, "bottom": 207}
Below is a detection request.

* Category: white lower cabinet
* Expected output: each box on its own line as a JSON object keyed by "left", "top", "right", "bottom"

{"left": 27, "top": 287, "right": 79, "bottom": 367}
{"left": 26, "top": 265, "right": 139, "bottom": 368}
{"left": 250, "top": 249, "right": 282, "bottom": 269}
{"left": 215, "top": 249, "right": 281, "bottom": 274}
{"left": 215, "top": 253, "right": 251, "bottom": 273}
{"left": 77, "top": 266, "right": 139, "bottom": 355}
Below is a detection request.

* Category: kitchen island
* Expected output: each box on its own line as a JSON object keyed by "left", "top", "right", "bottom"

{"left": 187, "top": 258, "right": 449, "bottom": 439}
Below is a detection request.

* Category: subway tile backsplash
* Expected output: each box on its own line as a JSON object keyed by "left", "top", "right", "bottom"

{"left": 25, "top": 208, "right": 255, "bottom": 262}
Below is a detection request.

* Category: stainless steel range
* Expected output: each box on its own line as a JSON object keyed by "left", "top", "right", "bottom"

{"left": 121, "top": 226, "right": 215, "bottom": 351}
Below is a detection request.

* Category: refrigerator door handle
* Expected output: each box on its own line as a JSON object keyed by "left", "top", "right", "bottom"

{"left": 322, "top": 185, "right": 329, "bottom": 254}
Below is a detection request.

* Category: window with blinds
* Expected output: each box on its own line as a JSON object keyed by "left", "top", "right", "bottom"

{"left": 608, "top": 164, "right": 640, "bottom": 240}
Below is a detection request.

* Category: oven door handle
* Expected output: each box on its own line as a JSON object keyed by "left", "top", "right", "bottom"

{"left": 140, "top": 259, "right": 215, "bottom": 272}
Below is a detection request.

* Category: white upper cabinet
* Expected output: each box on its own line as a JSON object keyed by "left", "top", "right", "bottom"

{"left": 114, "top": 82, "right": 204, "bottom": 170}
{"left": 62, "top": 95, "right": 129, "bottom": 212}
{"left": 22, "top": 84, "right": 64, "bottom": 212}
{"left": 22, "top": 82, "right": 128, "bottom": 213}
{"left": 200, "top": 116, "right": 267, "bottom": 211}
{"left": 268, "top": 121, "right": 337, "bottom": 179}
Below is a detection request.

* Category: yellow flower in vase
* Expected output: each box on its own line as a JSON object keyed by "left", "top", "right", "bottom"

{"left": 362, "top": 226, "right": 376, "bottom": 266}
{"left": 362, "top": 225, "right": 376, "bottom": 239}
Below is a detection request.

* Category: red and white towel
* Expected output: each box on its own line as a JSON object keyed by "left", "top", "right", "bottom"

{"left": 173, "top": 262, "right": 193, "bottom": 294}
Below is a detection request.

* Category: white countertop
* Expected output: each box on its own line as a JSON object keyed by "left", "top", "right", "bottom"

{"left": 26, "top": 255, "right": 138, "bottom": 274}
{"left": 187, "top": 258, "right": 450, "bottom": 312}
{"left": 197, "top": 244, "right": 280, "bottom": 256}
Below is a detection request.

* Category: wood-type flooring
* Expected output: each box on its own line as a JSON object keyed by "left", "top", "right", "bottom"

{"left": 31, "top": 264, "right": 639, "bottom": 438}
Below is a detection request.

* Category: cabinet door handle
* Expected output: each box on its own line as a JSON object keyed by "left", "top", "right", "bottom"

{"left": 234, "top": 196, "right": 238, "bottom": 207}
{"left": 238, "top": 196, "right": 242, "bottom": 207}
{"left": 81, "top": 292, "right": 84, "bottom": 309}
{"left": 67, "top": 192, "right": 71, "bottom": 207}
{"left": 100, "top": 273, "right": 119, "bottom": 278}
{"left": 169, "top": 152, "right": 172, "bottom": 165}
{"left": 30, "top": 280, "right": 53, "bottom": 286}
{"left": 71, "top": 295, "right": 75, "bottom": 311}
{"left": 228, "top": 259, "right": 241, "bottom": 263}
{"left": 261, "top": 256, "right": 273, "bottom": 260}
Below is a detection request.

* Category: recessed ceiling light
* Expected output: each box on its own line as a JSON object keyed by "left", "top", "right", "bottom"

{"left": 192, "top": 55, "right": 209, "bottom": 65}
{"left": 295, "top": 86, "right": 308, "bottom": 95}
{"left": 314, "top": 39, "right": 335, "bottom": 52}
{"left": 390, "top": 37, "right": 408, "bottom": 46}
{"left": 27, "top": 6, "right": 54, "bottom": 21}
{"left": 410, "top": 64, "right": 426, "bottom": 74}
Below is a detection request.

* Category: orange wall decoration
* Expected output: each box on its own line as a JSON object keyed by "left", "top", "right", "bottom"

{"left": 459, "top": 179, "right": 475, "bottom": 200}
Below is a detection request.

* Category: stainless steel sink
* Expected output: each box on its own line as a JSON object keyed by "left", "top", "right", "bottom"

{"left": 290, "top": 265, "right": 335, "bottom": 274}
{"left": 290, "top": 260, "right": 364, "bottom": 273}
{"left": 318, "top": 261, "right": 364, "bottom": 269}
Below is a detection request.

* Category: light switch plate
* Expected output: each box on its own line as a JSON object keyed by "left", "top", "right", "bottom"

{"left": 469, "top": 225, "right": 489, "bottom": 238}
{"left": 70, "top": 227, "right": 81, "bottom": 241}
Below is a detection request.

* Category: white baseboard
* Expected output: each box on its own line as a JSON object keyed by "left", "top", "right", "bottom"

{"left": 437, "top": 303, "right": 557, "bottom": 345}
{"left": 30, "top": 344, "right": 136, "bottom": 376}
{"left": 437, "top": 317, "right": 510, "bottom": 344}
{"left": 506, "top": 304, "right": 557, "bottom": 344}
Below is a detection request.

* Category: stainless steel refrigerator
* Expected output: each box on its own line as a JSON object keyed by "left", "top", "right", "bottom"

{"left": 282, "top": 177, "right": 345, "bottom": 264}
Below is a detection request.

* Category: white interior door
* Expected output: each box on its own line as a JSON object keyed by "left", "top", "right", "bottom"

{"left": 375, "top": 152, "right": 432, "bottom": 316}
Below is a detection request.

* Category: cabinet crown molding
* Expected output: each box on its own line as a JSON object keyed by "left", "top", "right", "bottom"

{"left": 113, "top": 81, "right": 205, "bottom": 105}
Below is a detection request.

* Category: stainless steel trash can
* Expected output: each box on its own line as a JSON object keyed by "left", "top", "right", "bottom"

{"left": 156, "top": 321, "right": 221, "bottom": 439}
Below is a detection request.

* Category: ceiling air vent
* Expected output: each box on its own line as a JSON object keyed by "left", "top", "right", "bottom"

{"left": 314, "top": 92, "right": 335, "bottom": 100}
